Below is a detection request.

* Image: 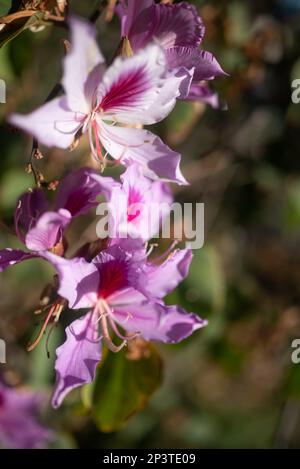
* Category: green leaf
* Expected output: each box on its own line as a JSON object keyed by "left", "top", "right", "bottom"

{"left": 0, "top": 0, "right": 12, "bottom": 16}
{"left": 0, "top": 11, "right": 45, "bottom": 48}
{"left": 91, "top": 343, "right": 163, "bottom": 432}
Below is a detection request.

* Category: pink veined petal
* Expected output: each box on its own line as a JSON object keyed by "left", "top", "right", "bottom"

{"left": 146, "top": 249, "right": 193, "bottom": 298}
{"left": 113, "top": 302, "right": 207, "bottom": 344}
{"left": 0, "top": 249, "right": 37, "bottom": 272}
{"left": 106, "top": 69, "right": 190, "bottom": 125}
{"left": 62, "top": 16, "right": 105, "bottom": 113}
{"left": 41, "top": 252, "right": 99, "bottom": 309}
{"left": 96, "top": 44, "right": 172, "bottom": 124}
{"left": 92, "top": 245, "right": 150, "bottom": 301}
{"left": 98, "top": 122, "right": 188, "bottom": 185}
{"left": 9, "top": 96, "right": 85, "bottom": 149}
{"left": 118, "top": 1, "right": 204, "bottom": 51}
{"left": 117, "top": 163, "right": 173, "bottom": 240}
{"left": 166, "top": 47, "right": 227, "bottom": 82}
{"left": 150, "top": 1, "right": 205, "bottom": 49}
{"left": 52, "top": 312, "right": 101, "bottom": 408}
{"left": 120, "top": 163, "right": 173, "bottom": 208}
{"left": 25, "top": 209, "right": 71, "bottom": 252}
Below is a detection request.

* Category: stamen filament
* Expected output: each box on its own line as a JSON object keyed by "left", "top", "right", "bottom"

{"left": 27, "top": 301, "right": 65, "bottom": 352}
{"left": 151, "top": 240, "right": 179, "bottom": 264}
{"left": 92, "top": 120, "right": 105, "bottom": 163}
{"left": 108, "top": 315, "right": 140, "bottom": 342}
{"left": 100, "top": 315, "right": 127, "bottom": 353}
{"left": 27, "top": 304, "right": 56, "bottom": 352}
{"left": 95, "top": 299, "right": 138, "bottom": 353}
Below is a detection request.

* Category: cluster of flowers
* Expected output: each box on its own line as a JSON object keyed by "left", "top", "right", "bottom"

{"left": 0, "top": 1, "right": 226, "bottom": 411}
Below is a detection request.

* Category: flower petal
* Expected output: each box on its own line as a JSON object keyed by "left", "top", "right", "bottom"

{"left": 115, "top": 163, "right": 173, "bottom": 240}
{"left": 98, "top": 44, "right": 182, "bottom": 125}
{"left": 25, "top": 210, "right": 71, "bottom": 251}
{"left": 92, "top": 245, "right": 149, "bottom": 301}
{"left": 118, "top": 1, "right": 205, "bottom": 50}
{"left": 63, "top": 16, "right": 105, "bottom": 113}
{"left": 14, "top": 189, "right": 49, "bottom": 242}
{"left": 99, "top": 122, "right": 188, "bottom": 185}
{"left": 9, "top": 96, "right": 85, "bottom": 149}
{"left": 114, "top": 302, "right": 207, "bottom": 344}
{"left": 186, "top": 83, "right": 220, "bottom": 108}
{"left": 150, "top": 1, "right": 205, "bottom": 49}
{"left": 116, "top": 0, "right": 153, "bottom": 41}
{"left": 41, "top": 252, "right": 99, "bottom": 309}
{"left": 0, "top": 249, "right": 37, "bottom": 272}
{"left": 146, "top": 249, "right": 193, "bottom": 298}
{"left": 55, "top": 167, "right": 109, "bottom": 217}
{"left": 166, "top": 46, "right": 227, "bottom": 82}
{"left": 52, "top": 312, "right": 101, "bottom": 408}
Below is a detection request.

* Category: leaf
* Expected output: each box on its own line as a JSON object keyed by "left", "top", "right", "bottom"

{"left": 0, "top": 11, "right": 44, "bottom": 48}
{"left": 91, "top": 341, "right": 163, "bottom": 432}
{"left": 0, "top": 0, "right": 12, "bottom": 17}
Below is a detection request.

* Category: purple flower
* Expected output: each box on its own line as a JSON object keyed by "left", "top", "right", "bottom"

{"left": 0, "top": 383, "right": 52, "bottom": 448}
{"left": 0, "top": 167, "right": 110, "bottom": 272}
{"left": 9, "top": 17, "right": 189, "bottom": 184}
{"left": 94, "top": 163, "right": 173, "bottom": 241}
{"left": 43, "top": 242, "right": 208, "bottom": 408}
{"left": 116, "top": 0, "right": 227, "bottom": 107}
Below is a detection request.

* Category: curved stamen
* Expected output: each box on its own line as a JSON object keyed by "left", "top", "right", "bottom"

{"left": 100, "top": 314, "right": 127, "bottom": 353}
{"left": 27, "top": 301, "right": 65, "bottom": 352}
{"left": 92, "top": 120, "right": 105, "bottom": 163}
{"left": 150, "top": 240, "right": 179, "bottom": 264}
{"left": 95, "top": 299, "right": 138, "bottom": 353}
{"left": 108, "top": 315, "right": 140, "bottom": 342}
{"left": 88, "top": 121, "right": 105, "bottom": 169}
{"left": 146, "top": 242, "right": 159, "bottom": 257}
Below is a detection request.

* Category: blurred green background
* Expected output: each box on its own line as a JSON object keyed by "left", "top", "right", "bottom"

{"left": 1, "top": 0, "right": 300, "bottom": 449}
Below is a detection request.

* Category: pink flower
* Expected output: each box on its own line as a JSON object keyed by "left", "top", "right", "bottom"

{"left": 42, "top": 242, "right": 207, "bottom": 408}
{"left": 9, "top": 17, "right": 190, "bottom": 184}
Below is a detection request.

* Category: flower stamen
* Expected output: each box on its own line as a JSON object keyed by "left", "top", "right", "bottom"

{"left": 27, "top": 300, "right": 65, "bottom": 352}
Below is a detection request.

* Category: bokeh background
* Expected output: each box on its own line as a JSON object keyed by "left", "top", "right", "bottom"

{"left": 1, "top": 0, "right": 300, "bottom": 449}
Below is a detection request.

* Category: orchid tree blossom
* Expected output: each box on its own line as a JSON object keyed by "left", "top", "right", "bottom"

{"left": 9, "top": 17, "right": 190, "bottom": 184}
{"left": 0, "top": 167, "right": 112, "bottom": 273}
{"left": 116, "top": 0, "right": 227, "bottom": 107}
{"left": 94, "top": 163, "right": 173, "bottom": 241}
{"left": 0, "top": 383, "right": 52, "bottom": 449}
{"left": 42, "top": 243, "right": 208, "bottom": 408}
